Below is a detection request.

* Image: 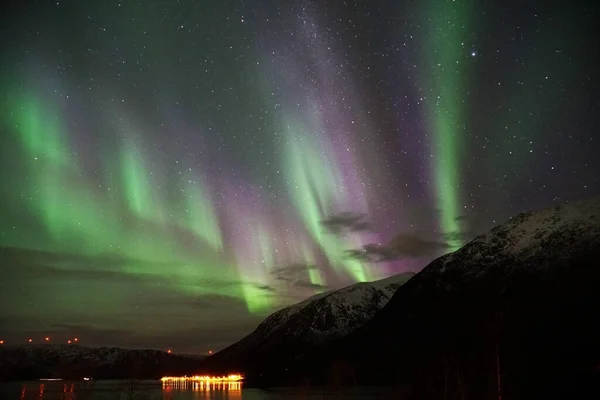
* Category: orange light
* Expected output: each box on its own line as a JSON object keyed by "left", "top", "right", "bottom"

{"left": 208, "top": 350, "right": 212, "bottom": 354}
{"left": 45, "top": 337, "right": 50, "bottom": 341}
{"left": 74, "top": 338, "right": 78, "bottom": 342}
{"left": 167, "top": 349, "right": 172, "bottom": 354}
{"left": 67, "top": 340, "right": 72, "bottom": 344}
{"left": 28, "top": 339, "right": 32, "bottom": 343}
{"left": 160, "top": 374, "right": 243, "bottom": 382}
{"left": 0, "top": 340, "right": 4, "bottom": 344}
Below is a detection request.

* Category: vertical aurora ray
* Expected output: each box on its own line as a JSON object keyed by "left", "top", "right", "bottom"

{"left": 3, "top": 86, "right": 127, "bottom": 254}
{"left": 241, "top": 220, "right": 274, "bottom": 314}
{"left": 281, "top": 114, "right": 369, "bottom": 283}
{"left": 2, "top": 80, "right": 244, "bottom": 303}
{"left": 121, "top": 145, "right": 151, "bottom": 218}
{"left": 300, "top": 240, "right": 324, "bottom": 289}
{"left": 182, "top": 175, "right": 223, "bottom": 251}
{"left": 257, "top": 7, "right": 386, "bottom": 285}
{"left": 9, "top": 88, "right": 82, "bottom": 243}
{"left": 119, "top": 136, "right": 166, "bottom": 224}
{"left": 12, "top": 92, "right": 71, "bottom": 166}
{"left": 420, "top": 0, "right": 472, "bottom": 250}
{"left": 223, "top": 191, "right": 274, "bottom": 314}
{"left": 0, "top": 0, "right": 596, "bottom": 351}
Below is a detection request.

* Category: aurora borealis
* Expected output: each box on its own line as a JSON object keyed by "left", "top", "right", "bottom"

{"left": 0, "top": 0, "right": 598, "bottom": 353}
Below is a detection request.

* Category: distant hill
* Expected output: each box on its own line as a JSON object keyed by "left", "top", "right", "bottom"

{"left": 0, "top": 344, "right": 206, "bottom": 381}
{"left": 199, "top": 272, "right": 414, "bottom": 374}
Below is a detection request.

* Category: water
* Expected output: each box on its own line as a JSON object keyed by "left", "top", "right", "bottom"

{"left": 0, "top": 380, "right": 396, "bottom": 399}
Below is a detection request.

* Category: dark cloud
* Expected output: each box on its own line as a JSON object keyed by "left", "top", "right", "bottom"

{"left": 270, "top": 263, "right": 317, "bottom": 280}
{"left": 255, "top": 284, "right": 277, "bottom": 293}
{"left": 0, "top": 291, "right": 264, "bottom": 352}
{"left": 345, "top": 243, "right": 399, "bottom": 262}
{"left": 388, "top": 233, "right": 451, "bottom": 257}
{"left": 346, "top": 232, "right": 453, "bottom": 262}
{"left": 292, "top": 280, "right": 330, "bottom": 290}
{"left": 134, "top": 292, "right": 240, "bottom": 311}
{"left": 0, "top": 246, "right": 163, "bottom": 281}
{"left": 190, "top": 294, "right": 252, "bottom": 310}
{"left": 320, "top": 211, "right": 371, "bottom": 235}
{"left": 0, "top": 259, "right": 158, "bottom": 284}
{"left": 179, "top": 278, "right": 247, "bottom": 290}
{"left": 0, "top": 245, "right": 277, "bottom": 352}
{"left": 0, "top": 246, "right": 252, "bottom": 292}
{"left": 270, "top": 263, "right": 330, "bottom": 291}
{"left": 1, "top": 246, "right": 162, "bottom": 270}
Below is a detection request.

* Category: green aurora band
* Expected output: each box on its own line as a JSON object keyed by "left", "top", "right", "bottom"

{"left": 2, "top": 83, "right": 246, "bottom": 305}
{"left": 421, "top": 0, "right": 472, "bottom": 251}
{"left": 282, "top": 116, "right": 369, "bottom": 283}
{"left": 2, "top": 77, "right": 371, "bottom": 317}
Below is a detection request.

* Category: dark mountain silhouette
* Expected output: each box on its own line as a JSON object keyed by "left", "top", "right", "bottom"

{"left": 0, "top": 344, "right": 206, "bottom": 381}
{"left": 208, "top": 195, "right": 600, "bottom": 399}
{"left": 199, "top": 272, "right": 414, "bottom": 375}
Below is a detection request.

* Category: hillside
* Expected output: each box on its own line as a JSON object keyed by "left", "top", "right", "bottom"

{"left": 243, "top": 196, "right": 600, "bottom": 398}
{"left": 199, "top": 272, "right": 414, "bottom": 373}
{"left": 0, "top": 344, "right": 206, "bottom": 381}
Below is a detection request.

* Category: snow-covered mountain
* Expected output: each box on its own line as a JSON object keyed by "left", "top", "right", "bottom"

{"left": 0, "top": 344, "right": 206, "bottom": 381}
{"left": 199, "top": 271, "right": 414, "bottom": 372}
{"left": 235, "top": 195, "right": 600, "bottom": 398}
{"left": 410, "top": 195, "right": 600, "bottom": 290}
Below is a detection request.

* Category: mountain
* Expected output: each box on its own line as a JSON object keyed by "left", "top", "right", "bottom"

{"left": 0, "top": 344, "right": 206, "bottom": 381}
{"left": 199, "top": 271, "right": 415, "bottom": 375}
{"left": 242, "top": 196, "right": 600, "bottom": 398}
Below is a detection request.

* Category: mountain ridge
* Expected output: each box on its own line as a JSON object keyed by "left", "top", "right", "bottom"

{"left": 0, "top": 344, "right": 206, "bottom": 381}
{"left": 199, "top": 271, "right": 415, "bottom": 372}
{"left": 211, "top": 195, "right": 600, "bottom": 398}
{"left": 309, "top": 195, "right": 600, "bottom": 398}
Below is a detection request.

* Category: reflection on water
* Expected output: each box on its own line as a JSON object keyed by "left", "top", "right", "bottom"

{"left": 163, "top": 379, "right": 242, "bottom": 399}
{"left": 17, "top": 381, "right": 97, "bottom": 400}
{"left": 2, "top": 380, "right": 393, "bottom": 399}
{"left": 9, "top": 380, "right": 244, "bottom": 399}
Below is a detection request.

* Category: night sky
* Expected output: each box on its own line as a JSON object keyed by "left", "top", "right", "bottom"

{"left": 0, "top": 0, "right": 598, "bottom": 353}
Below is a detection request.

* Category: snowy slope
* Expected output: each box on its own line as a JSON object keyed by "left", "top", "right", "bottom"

{"left": 259, "top": 272, "right": 414, "bottom": 338}
{"left": 293, "top": 194, "right": 600, "bottom": 394}
{"left": 414, "top": 195, "right": 600, "bottom": 287}
{"left": 200, "top": 271, "right": 414, "bottom": 370}
{"left": 224, "top": 194, "right": 600, "bottom": 392}
{"left": 460, "top": 195, "right": 598, "bottom": 259}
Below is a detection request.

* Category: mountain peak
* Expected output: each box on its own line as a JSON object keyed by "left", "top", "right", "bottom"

{"left": 422, "top": 195, "right": 600, "bottom": 284}
{"left": 316, "top": 194, "right": 600, "bottom": 397}
{"left": 200, "top": 271, "right": 414, "bottom": 371}
{"left": 473, "top": 195, "right": 599, "bottom": 255}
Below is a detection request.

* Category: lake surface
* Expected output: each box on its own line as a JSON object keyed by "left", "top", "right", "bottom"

{"left": 0, "top": 380, "right": 396, "bottom": 399}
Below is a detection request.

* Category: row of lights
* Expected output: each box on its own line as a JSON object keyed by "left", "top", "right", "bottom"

{"left": 161, "top": 374, "right": 243, "bottom": 382}
{"left": 0, "top": 337, "right": 79, "bottom": 344}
